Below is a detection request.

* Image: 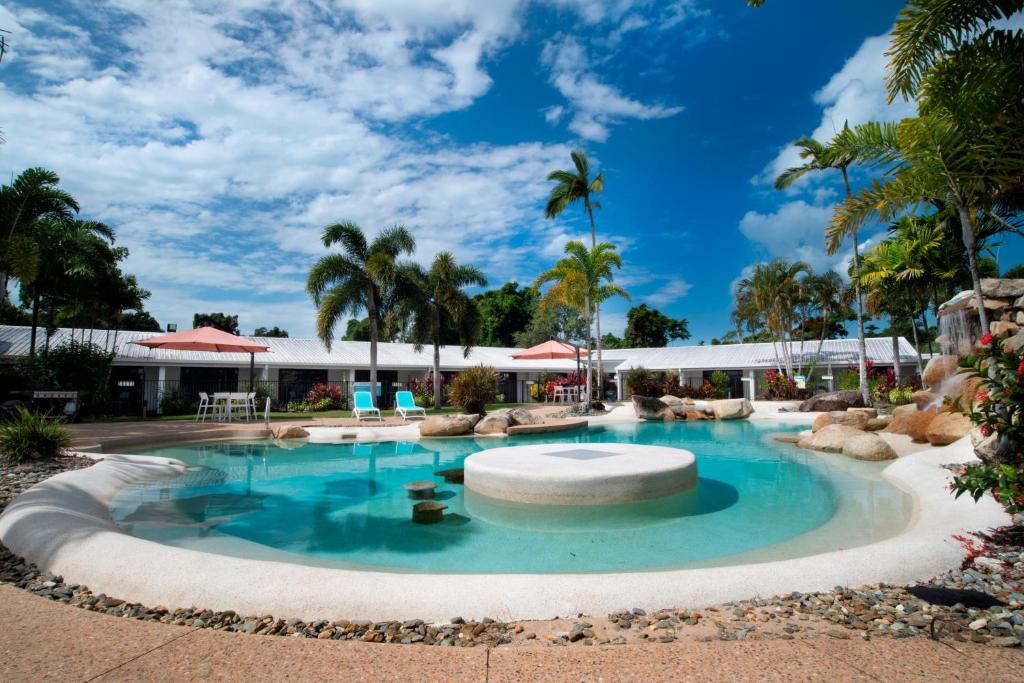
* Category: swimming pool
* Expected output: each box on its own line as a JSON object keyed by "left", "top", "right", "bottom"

{"left": 108, "top": 421, "right": 913, "bottom": 573}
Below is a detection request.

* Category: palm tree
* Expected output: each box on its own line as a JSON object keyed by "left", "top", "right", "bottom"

{"left": 802, "top": 271, "right": 848, "bottom": 381}
{"left": 775, "top": 130, "right": 870, "bottom": 404}
{"left": 534, "top": 241, "right": 628, "bottom": 405}
{"left": 734, "top": 259, "right": 810, "bottom": 377}
{"left": 405, "top": 252, "right": 487, "bottom": 409}
{"left": 826, "top": 116, "right": 1024, "bottom": 333}
{"left": 306, "top": 222, "right": 415, "bottom": 404}
{"left": 545, "top": 150, "right": 610, "bottom": 397}
{"left": 0, "top": 168, "right": 80, "bottom": 315}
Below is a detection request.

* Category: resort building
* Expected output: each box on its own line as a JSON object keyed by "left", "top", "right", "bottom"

{"left": 0, "top": 325, "right": 919, "bottom": 414}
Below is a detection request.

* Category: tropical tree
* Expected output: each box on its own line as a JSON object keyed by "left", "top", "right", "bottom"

{"left": 306, "top": 222, "right": 415, "bottom": 402}
{"left": 405, "top": 252, "right": 487, "bottom": 409}
{"left": 775, "top": 130, "right": 871, "bottom": 404}
{"left": 193, "top": 312, "right": 239, "bottom": 334}
{"left": 474, "top": 282, "right": 536, "bottom": 347}
{"left": 734, "top": 259, "right": 812, "bottom": 377}
{"left": 544, "top": 150, "right": 611, "bottom": 394}
{"left": 623, "top": 304, "right": 690, "bottom": 347}
{"left": 534, "top": 241, "right": 628, "bottom": 404}
{"left": 0, "top": 168, "right": 79, "bottom": 315}
{"left": 253, "top": 326, "right": 289, "bottom": 338}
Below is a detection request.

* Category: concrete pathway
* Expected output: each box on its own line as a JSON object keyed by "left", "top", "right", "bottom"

{"left": 1, "top": 586, "right": 1020, "bottom": 682}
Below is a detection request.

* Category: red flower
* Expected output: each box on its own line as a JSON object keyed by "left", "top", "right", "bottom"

{"left": 976, "top": 389, "right": 988, "bottom": 402}
{"left": 1018, "top": 359, "right": 1024, "bottom": 377}
{"left": 980, "top": 425, "right": 991, "bottom": 437}
{"left": 980, "top": 333, "right": 993, "bottom": 346}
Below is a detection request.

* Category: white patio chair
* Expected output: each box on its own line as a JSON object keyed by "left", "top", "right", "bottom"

{"left": 196, "top": 392, "right": 213, "bottom": 422}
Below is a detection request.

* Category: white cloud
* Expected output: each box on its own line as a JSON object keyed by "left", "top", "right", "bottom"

{"left": 541, "top": 37, "right": 683, "bottom": 141}
{"left": 754, "top": 33, "right": 917, "bottom": 188}
{"left": 644, "top": 277, "right": 692, "bottom": 306}
{"left": 738, "top": 200, "right": 838, "bottom": 271}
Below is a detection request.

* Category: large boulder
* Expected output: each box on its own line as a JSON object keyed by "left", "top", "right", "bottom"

{"left": 864, "top": 416, "right": 892, "bottom": 432}
{"left": 842, "top": 433, "right": 898, "bottom": 461}
{"left": 420, "top": 414, "right": 481, "bottom": 437}
{"left": 925, "top": 412, "right": 972, "bottom": 446}
{"left": 912, "top": 390, "right": 941, "bottom": 410}
{"left": 980, "top": 278, "right": 1024, "bottom": 299}
{"left": 922, "top": 355, "right": 960, "bottom": 389}
{"left": 906, "top": 410, "right": 940, "bottom": 443}
{"left": 798, "top": 390, "right": 864, "bottom": 412}
{"left": 884, "top": 404, "right": 921, "bottom": 436}
{"left": 507, "top": 408, "right": 543, "bottom": 426}
{"left": 710, "top": 398, "right": 753, "bottom": 420}
{"left": 632, "top": 395, "right": 675, "bottom": 421}
{"left": 474, "top": 411, "right": 512, "bottom": 436}
{"left": 847, "top": 407, "right": 878, "bottom": 419}
{"left": 659, "top": 395, "right": 701, "bottom": 418}
{"left": 797, "top": 424, "right": 864, "bottom": 453}
{"left": 811, "top": 413, "right": 835, "bottom": 433}
{"left": 1004, "top": 330, "right": 1024, "bottom": 354}
{"left": 841, "top": 410, "right": 872, "bottom": 430}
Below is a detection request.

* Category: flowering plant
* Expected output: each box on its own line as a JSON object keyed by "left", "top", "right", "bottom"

{"left": 951, "top": 336, "right": 1024, "bottom": 513}
{"left": 408, "top": 373, "right": 446, "bottom": 407}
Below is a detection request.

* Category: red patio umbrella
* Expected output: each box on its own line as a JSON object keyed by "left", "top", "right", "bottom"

{"left": 511, "top": 339, "right": 587, "bottom": 360}
{"left": 132, "top": 327, "right": 270, "bottom": 385}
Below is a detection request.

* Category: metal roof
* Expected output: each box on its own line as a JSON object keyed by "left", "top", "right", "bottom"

{"left": 0, "top": 326, "right": 917, "bottom": 374}
{"left": 610, "top": 337, "right": 919, "bottom": 372}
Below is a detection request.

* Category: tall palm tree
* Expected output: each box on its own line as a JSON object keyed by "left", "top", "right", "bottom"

{"left": 544, "top": 150, "right": 610, "bottom": 397}
{"left": 405, "top": 252, "right": 487, "bottom": 409}
{"left": 826, "top": 116, "right": 1024, "bottom": 333}
{"left": 775, "top": 130, "right": 870, "bottom": 404}
{"left": 534, "top": 241, "right": 628, "bottom": 405}
{"left": 803, "top": 271, "right": 848, "bottom": 381}
{"left": 306, "top": 222, "right": 415, "bottom": 404}
{"left": 0, "top": 168, "right": 79, "bottom": 315}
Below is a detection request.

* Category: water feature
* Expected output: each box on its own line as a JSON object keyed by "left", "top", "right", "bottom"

{"left": 107, "top": 421, "right": 912, "bottom": 574}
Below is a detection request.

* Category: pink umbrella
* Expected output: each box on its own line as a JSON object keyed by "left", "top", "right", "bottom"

{"left": 132, "top": 327, "right": 270, "bottom": 384}
{"left": 512, "top": 339, "right": 586, "bottom": 360}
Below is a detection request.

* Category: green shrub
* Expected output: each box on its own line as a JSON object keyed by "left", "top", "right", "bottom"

{"left": 0, "top": 408, "right": 72, "bottom": 465}
{"left": 709, "top": 370, "right": 730, "bottom": 399}
{"left": 159, "top": 388, "right": 194, "bottom": 416}
{"left": 625, "top": 367, "right": 654, "bottom": 396}
{"left": 448, "top": 365, "right": 498, "bottom": 415}
{"left": 12, "top": 340, "right": 115, "bottom": 415}
{"left": 837, "top": 370, "right": 860, "bottom": 391}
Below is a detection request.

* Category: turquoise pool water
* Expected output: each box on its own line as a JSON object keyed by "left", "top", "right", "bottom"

{"left": 108, "top": 421, "right": 913, "bottom": 573}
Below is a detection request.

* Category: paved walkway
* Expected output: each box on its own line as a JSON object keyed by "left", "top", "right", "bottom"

{"left": 1, "top": 586, "right": 1020, "bottom": 682}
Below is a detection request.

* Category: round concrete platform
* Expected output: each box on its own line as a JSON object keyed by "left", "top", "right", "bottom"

{"left": 463, "top": 443, "right": 697, "bottom": 505}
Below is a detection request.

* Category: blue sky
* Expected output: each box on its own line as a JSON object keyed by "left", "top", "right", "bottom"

{"left": 1, "top": 0, "right": 1021, "bottom": 342}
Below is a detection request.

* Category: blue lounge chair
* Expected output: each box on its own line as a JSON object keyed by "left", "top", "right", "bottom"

{"left": 394, "top": 390, "right": 426, "bottom": 421}
{"left": 352, "top": 391, "right": 381, "bottom": 421}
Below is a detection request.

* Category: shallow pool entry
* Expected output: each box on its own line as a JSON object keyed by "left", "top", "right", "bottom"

{"left": 108, "top": 421, "right": 913, "bottom": 573}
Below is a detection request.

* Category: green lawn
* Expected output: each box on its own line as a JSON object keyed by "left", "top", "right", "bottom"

{"left": 89, "top": 403, "right": 534, "bottom": 423}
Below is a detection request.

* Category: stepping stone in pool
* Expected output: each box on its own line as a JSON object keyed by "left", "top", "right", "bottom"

{"left": 434, "top": 468, "right": 464, "bottom": 484}
{"left": 403, "top": 480, "right": 437, "bottom": 500}
{"left": 412, "top": 501, "right": 447, "bottom": 524}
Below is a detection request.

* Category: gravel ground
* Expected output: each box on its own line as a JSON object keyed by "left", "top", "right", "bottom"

{"left": 1, "top": 455, "right": 1021, "bottom": 648}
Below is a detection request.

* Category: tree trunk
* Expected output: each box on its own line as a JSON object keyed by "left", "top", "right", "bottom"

{"left": 432, "top": 307, "right": 442, "bottom": 410}
{"left": 909, "top": 311, "right": 924, "bottom": 377}
{"left": 586, "top": 200, "right": 603, "bottom": 401}
{"left": 583, "top": 293, "right": 592, "bottom": 407}
{"left": 843, "top": 166, "right": 870, "bottom": 406}
{"left": 891, "top": 322, "right": 902, "bottom": 387}
{"left": 368, "top": 288, "right": 379, "bottom": 407}
{"left": 957, "top": 203, "right": 989, "bottom": 332}
{"left": 28, "top": 288, "right": 41, "bottom": 389}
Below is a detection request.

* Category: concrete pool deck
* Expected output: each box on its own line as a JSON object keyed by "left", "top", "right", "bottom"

{"left": 0, "top": 401, "right": 1011, "bottom": 623}
{"left": 4, "top": 584, "right": 1022, "bottom": 682}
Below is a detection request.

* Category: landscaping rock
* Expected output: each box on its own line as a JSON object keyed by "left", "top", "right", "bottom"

{"left": 709, "top": 398, "right": 753, "bottom": 420}
{"left": 911, "top": 390, "right": 941, "bottom": 410}
{"left": 659, "top": 395, "right": 699, "bottom": 418}
{"left": 797, "top": 424, "right": 864, "bottom": 453}
{"left": 922, "top": 355, "right": 960, "bottom": 389}
{"left": 847, "top": 407, "right": 878, "bottom": 419}
{"left": 419, "top": 414, "right": 481, "bottom": 437}
{"left": 798, "top": 390, "right": 864, "bottom": 412}
{"left": 905, "top": 409, "right": 940, "bottom": 443}
{"left": 811, "top": 413, "right": 834, "bottom": 433}
{"left": 632, "top": 395, "right": 674, "bottom": 421}
{"left": 507, "top": 408, "right": 542, "bottom": 426}
{"left": 1004, "top": 330, "right": 1024, "bottom": 354}
{"left": 842, "top": 433, "right": 897, "bottom": 461}
{"left": 981, "top": 278, "right": 1024, "bottom": 299}
{"left": 990, "top": 320, "right": 1020, "bottom": 338}
{"left": 271, "top": 426, "right": 309, "bottom": 440}
{"left": 925, "top": 412, "right": 972, "bottom": 446}
{"left": 864, "top": 416, "right": 892, "bottom": 431}
{"left": 474, "top": 411, "right": 512, "bottom": 435}
{"left": 840, "top": 410, "right": 871, "bottom": 430}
